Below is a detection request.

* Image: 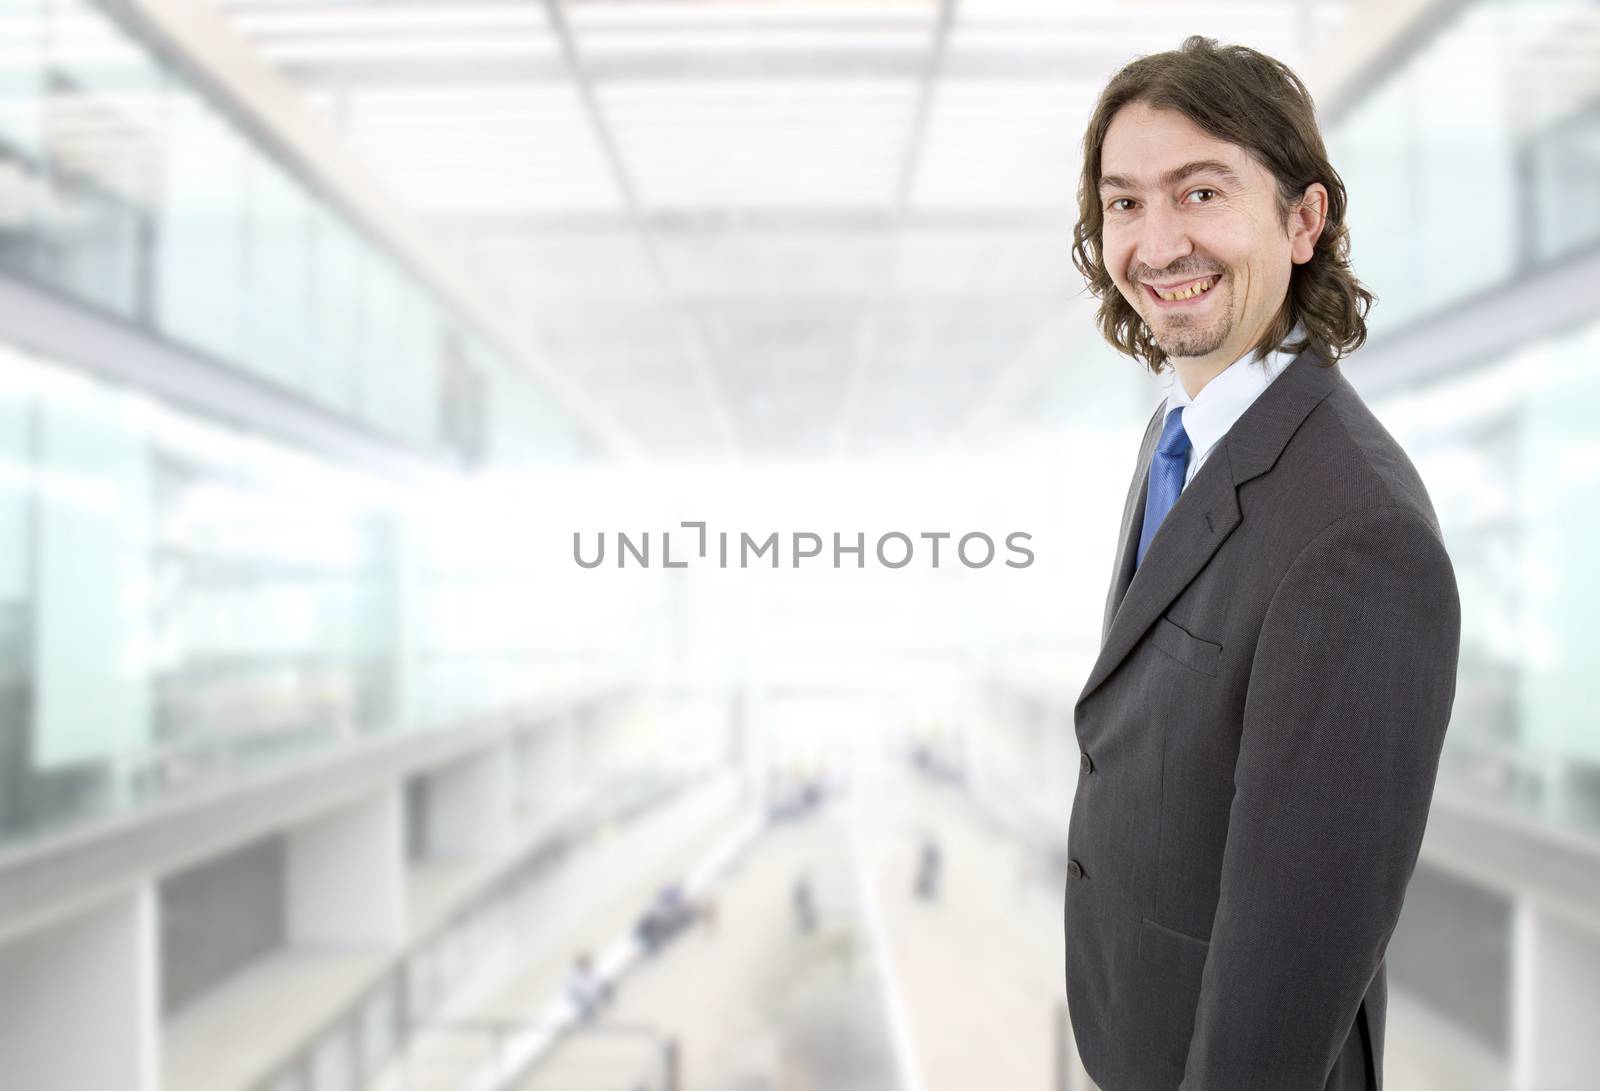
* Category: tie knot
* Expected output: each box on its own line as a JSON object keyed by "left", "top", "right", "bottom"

{"left": 1157, "top": 407, "right": 1191, "bottom": 458}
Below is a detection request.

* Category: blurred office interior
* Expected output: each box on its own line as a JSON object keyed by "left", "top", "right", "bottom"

{"left": 0, "top": 0, "right": 1598, "bottom": 1088}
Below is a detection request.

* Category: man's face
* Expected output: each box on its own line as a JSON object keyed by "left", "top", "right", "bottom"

{"left": 1097, "top": 101, "right": 1320, "bottom": 367}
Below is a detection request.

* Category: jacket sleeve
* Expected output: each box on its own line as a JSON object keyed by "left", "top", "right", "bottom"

{"left": 1180, "top": 504, "right": 1462, "bottom": 1090}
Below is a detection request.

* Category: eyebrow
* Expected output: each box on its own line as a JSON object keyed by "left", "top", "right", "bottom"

{"left": 1098, "top": 159, "right": 1243, "bottom": 193}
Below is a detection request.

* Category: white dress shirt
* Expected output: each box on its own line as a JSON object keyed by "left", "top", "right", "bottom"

{"left": 1162, "top": 328, "right": 1305, "bottom": 490}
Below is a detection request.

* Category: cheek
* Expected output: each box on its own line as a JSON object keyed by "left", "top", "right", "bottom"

{"left": 1205, "top": 239, "right": 1257, "bottom": 301}
{"left": 1196, "top": 215, "right": 1257, "bottom": 265}
{"left": 1102, "top": 233, "right": 1135, "bottom": 289}
{"left": 1233, "top": 250, "right": 1289, "bottom": 309}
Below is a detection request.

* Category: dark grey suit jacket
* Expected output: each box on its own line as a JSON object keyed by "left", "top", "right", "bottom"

{"left": 1064, "top": 346, "right": 1461, "bottom": 1090}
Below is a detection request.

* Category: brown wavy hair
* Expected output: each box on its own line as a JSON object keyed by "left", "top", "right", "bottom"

{"left": 1072, "top": 36, "right": 1374, "bottom": 374}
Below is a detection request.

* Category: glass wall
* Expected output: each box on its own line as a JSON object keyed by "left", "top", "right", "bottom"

{"left": 0, "top": 0, "right": 606, "bottom": 849}
{"left": 0, "top": 0, "right": 585, "bottom": 466}
{"left": 1322, "top": 0, "right": 1600, "bottom": 844}
{"left": 0, "top": 339, "right": 634, "bottom": 852}
{"left": 1325, "top": 0, "right": 1600, "bottom": 338}
{"left": 1372, "top": 316, "right": 1600, "bottom": 839}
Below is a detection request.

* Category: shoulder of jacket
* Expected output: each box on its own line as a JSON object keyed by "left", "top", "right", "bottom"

{"left": 1298, "top": 383, "right": 1442, "bottom": 533}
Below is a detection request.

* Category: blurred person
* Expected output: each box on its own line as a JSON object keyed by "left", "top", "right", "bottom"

{"left": 800, "top": 777, "right": 822, "bottom": 812}
{"left": 1065, "top": 36, "right": 1461, "bottom": 1091}
{"left": 636, "top": 882, "right": 695, "bottom": 954}
{"left": 791, "top": 874, "right": 817, "bottom": 935}
{"left": 566, "top": 950, "right": 611, "bottom": 1021}
{"left": 913, "top": 836, "right": 942, "bottom": 902}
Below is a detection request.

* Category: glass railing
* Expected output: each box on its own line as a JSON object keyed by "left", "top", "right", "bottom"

{"left": 0, "top": 339, "right": 635, "bottom": 853}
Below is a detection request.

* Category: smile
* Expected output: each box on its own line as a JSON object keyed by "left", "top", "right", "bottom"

{"left": 1143, "top": 276, "right": 1218, "bottom": 305}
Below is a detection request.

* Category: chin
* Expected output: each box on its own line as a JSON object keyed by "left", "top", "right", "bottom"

{"left": 1154, "top": 323, "right": 1231, "bottom": 360}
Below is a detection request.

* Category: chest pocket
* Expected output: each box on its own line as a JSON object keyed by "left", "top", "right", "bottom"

{"left": 1150, "top": 615, "right": 1222, "bottom": 677}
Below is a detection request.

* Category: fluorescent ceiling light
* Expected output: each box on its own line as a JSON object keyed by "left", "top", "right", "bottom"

{"left": 605, "top": 100, "right": 917, "bottom": 123}
{"left": 260, "top": 36, "right": 561, "bottom": 62}
{"left": 348, "top": 110, "right": 593, "bottom": 131}
{"left": 599, "top": 80, "right": 921, "bottom": 104}
{"left": 570, "top": 2, "right": 936, "bottom": 28}
{"left": 955, "top": 0, "right": 1318, "bottom": 22}
{"left": 354, "top": 141, "right": 600, "bottom": 163}
{"left": 356, "top": 138, "right": 607, "bottom": 160}
{"left": 630, "top": 168, "right": 899, "bottom": 184}
{"left": 607, "top": 116, "right": 915, "bottom": 135}
{"left": 345, "top": 104, "right": 580, "bottom": 123}
{"left": 340, "top": 85, "right": 579, "bottom": 108}
{"left": 609, "top": 144, "right": 909, "bottom": 163}
{"left": 577, "top": 29, "right": 934, "bottom": 52}
{"left": 403, "top": 193, "right": 623, "bottom": 209}
{"left": 231, "top": 5, "right": 549, "bottom": 36}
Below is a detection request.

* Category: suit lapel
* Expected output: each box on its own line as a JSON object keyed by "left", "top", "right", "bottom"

{"left": 1077, "top": 347, "right": 1342, "bottom": 711}
{"left": 1080, "top": 451, "right": 1242, "bottom": 706}
{"left": 1101, "top": 407, "right": 1161, "bottom": 643}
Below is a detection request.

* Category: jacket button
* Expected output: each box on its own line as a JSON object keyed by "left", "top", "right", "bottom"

{"left": 1067, "top": 859, "right": 1084, "bottom": 880}
{"left": 1080, "top": 752, "right": 1094, "bottom": 774}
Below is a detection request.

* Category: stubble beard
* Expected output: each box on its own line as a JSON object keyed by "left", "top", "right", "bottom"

{"left": 1144, "top": 276, "right": 1232, "bottom": 360}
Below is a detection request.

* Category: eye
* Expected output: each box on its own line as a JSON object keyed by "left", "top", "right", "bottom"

{"left": 1184, "top": 187, "right": 1218, "bottom": 204}
{"left": 1107, "top": 197, "right": 1136, "bottom": 212}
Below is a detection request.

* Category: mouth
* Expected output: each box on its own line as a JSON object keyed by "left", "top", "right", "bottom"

{"left": 1142, "top": 275, "right": 1219, "bottom": 308}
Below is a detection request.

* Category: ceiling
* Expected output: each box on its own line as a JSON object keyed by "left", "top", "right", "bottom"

{"left": 210, "top": 0, "right": 1355, "bottom": 462}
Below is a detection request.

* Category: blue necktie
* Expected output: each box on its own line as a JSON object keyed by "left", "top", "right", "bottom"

{"left": 1136, "top": 407, "right": 1192, "bottom": 569}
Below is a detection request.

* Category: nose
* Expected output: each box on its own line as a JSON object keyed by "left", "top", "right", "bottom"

{"left": 1134, "top": 200, "right": 1193, "bottom": 276}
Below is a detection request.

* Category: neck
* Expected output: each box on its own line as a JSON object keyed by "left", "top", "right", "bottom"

{"left": 1172, "top": 353, "right": 1238, "bottom": 400}
{"left": 1170, "top": 316, "right": 1284, "bottom": 399}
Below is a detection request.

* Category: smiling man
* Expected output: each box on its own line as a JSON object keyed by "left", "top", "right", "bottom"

{"left": 1063, "top": 37, "right": 1462, "bottom": 1091}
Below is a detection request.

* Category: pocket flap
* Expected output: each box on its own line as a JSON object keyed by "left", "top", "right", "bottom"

{"left": 1151, "top": 615, "right": 1222, "bottom": 676}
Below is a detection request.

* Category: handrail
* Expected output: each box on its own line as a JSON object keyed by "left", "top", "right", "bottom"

{"left": 466, "top": 813, "right": 765, "bottom": 1091}
{"left": 246, "top": 768, "right": 718, "bottom": 1091}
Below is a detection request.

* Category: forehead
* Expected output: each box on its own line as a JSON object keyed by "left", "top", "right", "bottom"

{"left": 1100, "top": 101, "right": 1254, "bottom": 184}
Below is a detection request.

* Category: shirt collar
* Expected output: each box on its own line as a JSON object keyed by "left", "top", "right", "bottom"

{"left": 1163, "top": 324, "right": 1305, "bottom": 459}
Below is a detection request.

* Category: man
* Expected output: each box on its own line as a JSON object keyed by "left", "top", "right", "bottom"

{"left": 1063, "top": 37, "right": 1461, "bottom": 1091}
{"left": 566, "top": 950, "right": 611, "bottom": 1021}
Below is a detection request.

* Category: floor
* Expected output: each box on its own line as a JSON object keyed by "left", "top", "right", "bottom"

{"left": 373, "top": 762, "right": 1509, "bottom": 1091}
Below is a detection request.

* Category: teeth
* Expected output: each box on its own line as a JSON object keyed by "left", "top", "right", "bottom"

{"left": 1155, "top": 277, "right": 1215, "bottom": 301}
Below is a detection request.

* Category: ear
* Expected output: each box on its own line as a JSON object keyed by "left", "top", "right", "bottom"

{"left": 1288, "top": 182, "right": 1328, "bottom": 265}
